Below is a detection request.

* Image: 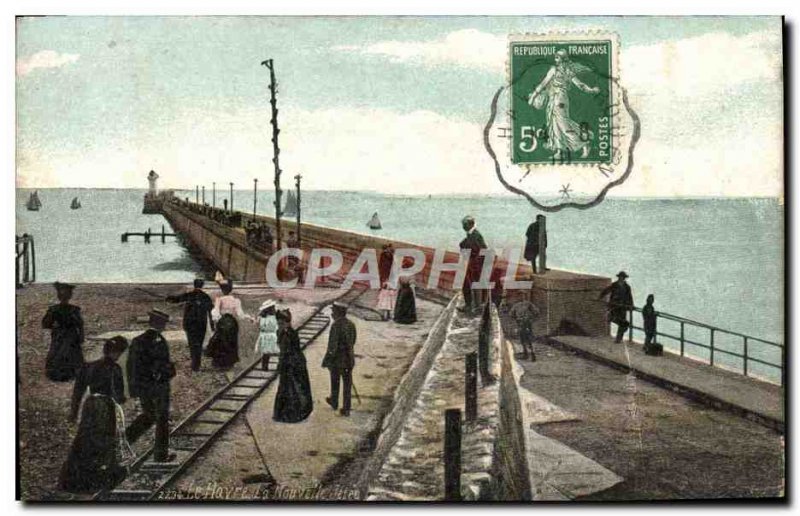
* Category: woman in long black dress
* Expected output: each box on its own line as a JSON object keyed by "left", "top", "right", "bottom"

{"left": 393, "top": 278, "right": 418, "bottom": 324}
{"left": 273, "top": 309, "right": 313, "bottom": 423}
{"left": 42, "top": 282, "right": 85, "bottom": 381}
{"left": 59, "top": 336, "right": 130, "bottom": 493}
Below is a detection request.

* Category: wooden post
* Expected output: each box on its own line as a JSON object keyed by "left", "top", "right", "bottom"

{"left": 628, "top": 308, "right": 634, "bottom": 342}
{"left": 196, "top": 185, "right": 199, "bottom": 204}
{"left": 680, "top": 321, "right": 685, "bottom": 357}
{"left": 213, "top": 182, "right": 216, "bottom": 208}
{"left": 161, "top": 225, "right": 166, "bottom": 243}
{"left": 537, "top": 215, "right": 546, "bottom": 274}
{"left": 262, "top": 58, "right": 283, "bottom": 250}
{"left": 29, "top": 235, "right": 36, "bottom": 282}
{"left": 444, "top": 409, "right": 462, "bottom": 501}
{"left": 22, "top": 236, "right": 29, "bottom": 283}
{"left": 230, "top": 182, "right": 234, "bottom": 212}
{"left": 202, "top": 186, "right": 205, "bottom": 205}
{"left": 465, "top": 353, "right": 478, "bottom": 422}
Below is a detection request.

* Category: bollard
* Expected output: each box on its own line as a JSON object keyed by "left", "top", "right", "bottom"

{"left": 444, "top": 409, "right": 462, "bottom": 501}
{"left": 161, "top": 225, "right": 166, "bottom": 244}
{"left": 465, "top": 353, "right": 478, "bottom": 422}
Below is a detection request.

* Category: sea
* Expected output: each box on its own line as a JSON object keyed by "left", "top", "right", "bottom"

{"left": 17, "top": 188, "right": 784, "bottom": 381}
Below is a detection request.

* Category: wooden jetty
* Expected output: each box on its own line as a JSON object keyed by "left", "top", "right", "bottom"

{"left": 121, "top": 225, "right": 177, "bottom": 244}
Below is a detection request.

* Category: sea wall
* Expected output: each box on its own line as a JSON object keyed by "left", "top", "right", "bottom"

{"left": 161, "top": 201, "right": 611, "bottom": 336}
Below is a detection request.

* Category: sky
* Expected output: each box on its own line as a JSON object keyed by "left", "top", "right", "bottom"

{"left": 15, "top": 16, "right": 783, "bottom": 197}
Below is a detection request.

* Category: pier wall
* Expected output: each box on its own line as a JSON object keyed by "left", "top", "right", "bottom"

{"left": 161, "top": 201, "right": 610, "bottom": 336}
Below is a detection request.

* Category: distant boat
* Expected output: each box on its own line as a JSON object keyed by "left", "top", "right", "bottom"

{"left": 283, "top": 190, "right": 298, "bottom": 217}
{"left": 70, "top": 197, "right": 81, "bottom": 210}
{"left": 367, "top": 212, "right": 381, "bottom": 230}
{"left": 26, "top": 191, "right": 42, "bottom": 211}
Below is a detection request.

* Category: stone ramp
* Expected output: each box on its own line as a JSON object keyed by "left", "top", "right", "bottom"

{"left": 548, "top": 335, "right": 784, "bottom": 431}
{"left": 367, "top": 302, "right": 499, "bottom": 501}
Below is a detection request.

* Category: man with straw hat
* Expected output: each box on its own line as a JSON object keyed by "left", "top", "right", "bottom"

{"left": 125, "top": 309, "right": 177, "bottom": 463}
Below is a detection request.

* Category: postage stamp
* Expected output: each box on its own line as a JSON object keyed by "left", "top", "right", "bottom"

{"left": 509, "top": 33, "right": 619, "bottom": 166}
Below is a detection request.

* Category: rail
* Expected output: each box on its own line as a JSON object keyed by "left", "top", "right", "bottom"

{"left": 611, "top": 302, "right": 784, "bottom": 386}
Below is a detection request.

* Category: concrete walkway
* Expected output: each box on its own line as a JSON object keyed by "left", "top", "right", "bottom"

{"left": 173, "top": 291, "right": 445, "bottom": 500}
{"left": 549, "top": 335, "right": 784, "bottom": 431}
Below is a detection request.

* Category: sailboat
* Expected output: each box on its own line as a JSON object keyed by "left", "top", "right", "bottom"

{"left": 26, "top": 191, "right": 42, "bottom": 211}
{"left": 283, "top": 190, "right": 298, "bottom": 217}
{"left": 70, "top": 197, "right": 82, "bottom": 210}
{"left": 367, "top": 212, "right": 382, "bottom": 230}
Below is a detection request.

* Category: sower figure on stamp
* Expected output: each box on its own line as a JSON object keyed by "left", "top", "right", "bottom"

{"left": 524, "top": 214, "right": 547, "bottom": 275}
{"left": 125, "top": 309, "right": 177, "bottom": 463}
{"left": 322, "top": 302, "right": 357, "bottom": 417}
{"left": 166, "top": 278, "right": 214, "bottom": 372}
{"left": 510, "top": 299, "right": 540, "bottom": 361}
{"left": 458, "top": 215, "right": 488, "bottom": 315}
{"left": 42, "top": 282, "right": 85, "bottom": 382}
{"left": 599, "top": 271, "right": 634, "bottom": 343}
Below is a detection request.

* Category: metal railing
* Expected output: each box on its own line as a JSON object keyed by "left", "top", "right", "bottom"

{"left": 616, "top": 303, "right": 784, "bottom": 386}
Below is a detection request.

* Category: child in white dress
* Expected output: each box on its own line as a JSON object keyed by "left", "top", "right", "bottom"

{"left": 255, "top": 300, "right": 279, "bottom": 370}
{"left": 376, "top": 282, "right": 397, "bottom": 321}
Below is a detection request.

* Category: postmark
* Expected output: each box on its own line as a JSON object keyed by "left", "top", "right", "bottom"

{"left": 509, "top": 33, "right": 618, "bottom": 167}
{"left": 484, "top": 31, "right": 639, "bottom": 211}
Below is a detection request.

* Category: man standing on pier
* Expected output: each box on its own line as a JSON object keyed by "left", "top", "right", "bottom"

{"left": 599, "top": 271, "right": 634, "bottom": 343}
{"left": 166, "top": 279, "right": 215, "bottom": 372}
{"left": 126, "top": 309, "right": 177, "bottom": 463}
{"left": 459, "top": 215, "right": 488, "bottom": 314}
{"left": 322, "top": 302, "right": 357, "bottom": 417}
{"left": 524, "top": 214, "right": 547, "bottom": 275}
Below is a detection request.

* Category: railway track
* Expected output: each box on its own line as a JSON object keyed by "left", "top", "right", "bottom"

{"left": 95, "top": 287, "right": 367, "bottom": 502}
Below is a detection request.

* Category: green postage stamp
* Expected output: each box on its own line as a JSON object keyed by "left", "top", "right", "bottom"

{"left": 509, "top": 33, "right": 619, "bottom": 166}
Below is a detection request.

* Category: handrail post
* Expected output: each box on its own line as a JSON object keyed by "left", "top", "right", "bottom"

{"left": 680, "top": 321, "right": 685, "bottom": 357}
{"left": 709, "top": 328, "right": 715, "bottom": 366}
{"left": 743, "top": 337, "right": 748, "bottom": 377}
{"left": 628, "top": 308, "right": 633, "bottom": 342}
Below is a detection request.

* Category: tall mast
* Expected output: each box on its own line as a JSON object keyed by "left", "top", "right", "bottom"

{"left": 262, "top": 58, "right": 283, "bottom": 249}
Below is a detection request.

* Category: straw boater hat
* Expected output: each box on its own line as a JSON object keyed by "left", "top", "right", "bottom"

{"left": 259, "top": 300, "right": 276, "bottom": 312}
{"left": 332, "top": 301, "right": 348, "bottom": 313}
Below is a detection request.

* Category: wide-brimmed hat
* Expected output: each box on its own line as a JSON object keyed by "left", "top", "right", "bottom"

{"left": 259, "top": 300, "right": 276, "bottom": 312}
{"left": 148, "top": 309, "right": 170, "bottom": 328}
{"left": 616, "top": 271, "right": 629, "bottom": 279}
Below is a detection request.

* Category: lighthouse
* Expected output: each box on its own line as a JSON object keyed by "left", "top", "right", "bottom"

{"left": 147, "top": 170, "right": 159, "bottom": 196}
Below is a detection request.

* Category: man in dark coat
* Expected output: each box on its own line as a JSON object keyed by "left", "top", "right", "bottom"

{"left": 166, "top": 279, "right": 214, "bottom": 372}
{"left": 125, "top": 309, "right": 177, "bottom": 462}
{"left": 42, "top": 282, "right": 85, "bottom": 382}
{"left": 459, "top": 216, "right": 488, "bottom": 314}
{"left": 599, "top": 271, "right": 634, "bottom": 343}
{"left": 524, "top": 214, "right": 547, "bottom": 274}
{"left": 322, "top": 302, "right": 357, "bottom": 417}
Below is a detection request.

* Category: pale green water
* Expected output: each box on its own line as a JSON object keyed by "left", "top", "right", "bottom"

{"left": 18, "top": 189, "right": 783, "bottom": 380}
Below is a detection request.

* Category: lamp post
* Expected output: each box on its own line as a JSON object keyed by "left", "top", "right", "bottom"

{"left": 230, "top": 182, "right": 234, "bottom": 212}
{"left": 295, "top": 174, "right": 302, "bottom": 247}
{"left": 202, "top": 186, "right": 205, "bottom": 205}
{"left": 213, "top": 182, "right": 216, "bottom": 208}
{"left": 253, "top": 178, "right": 258, "bottom": 220}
